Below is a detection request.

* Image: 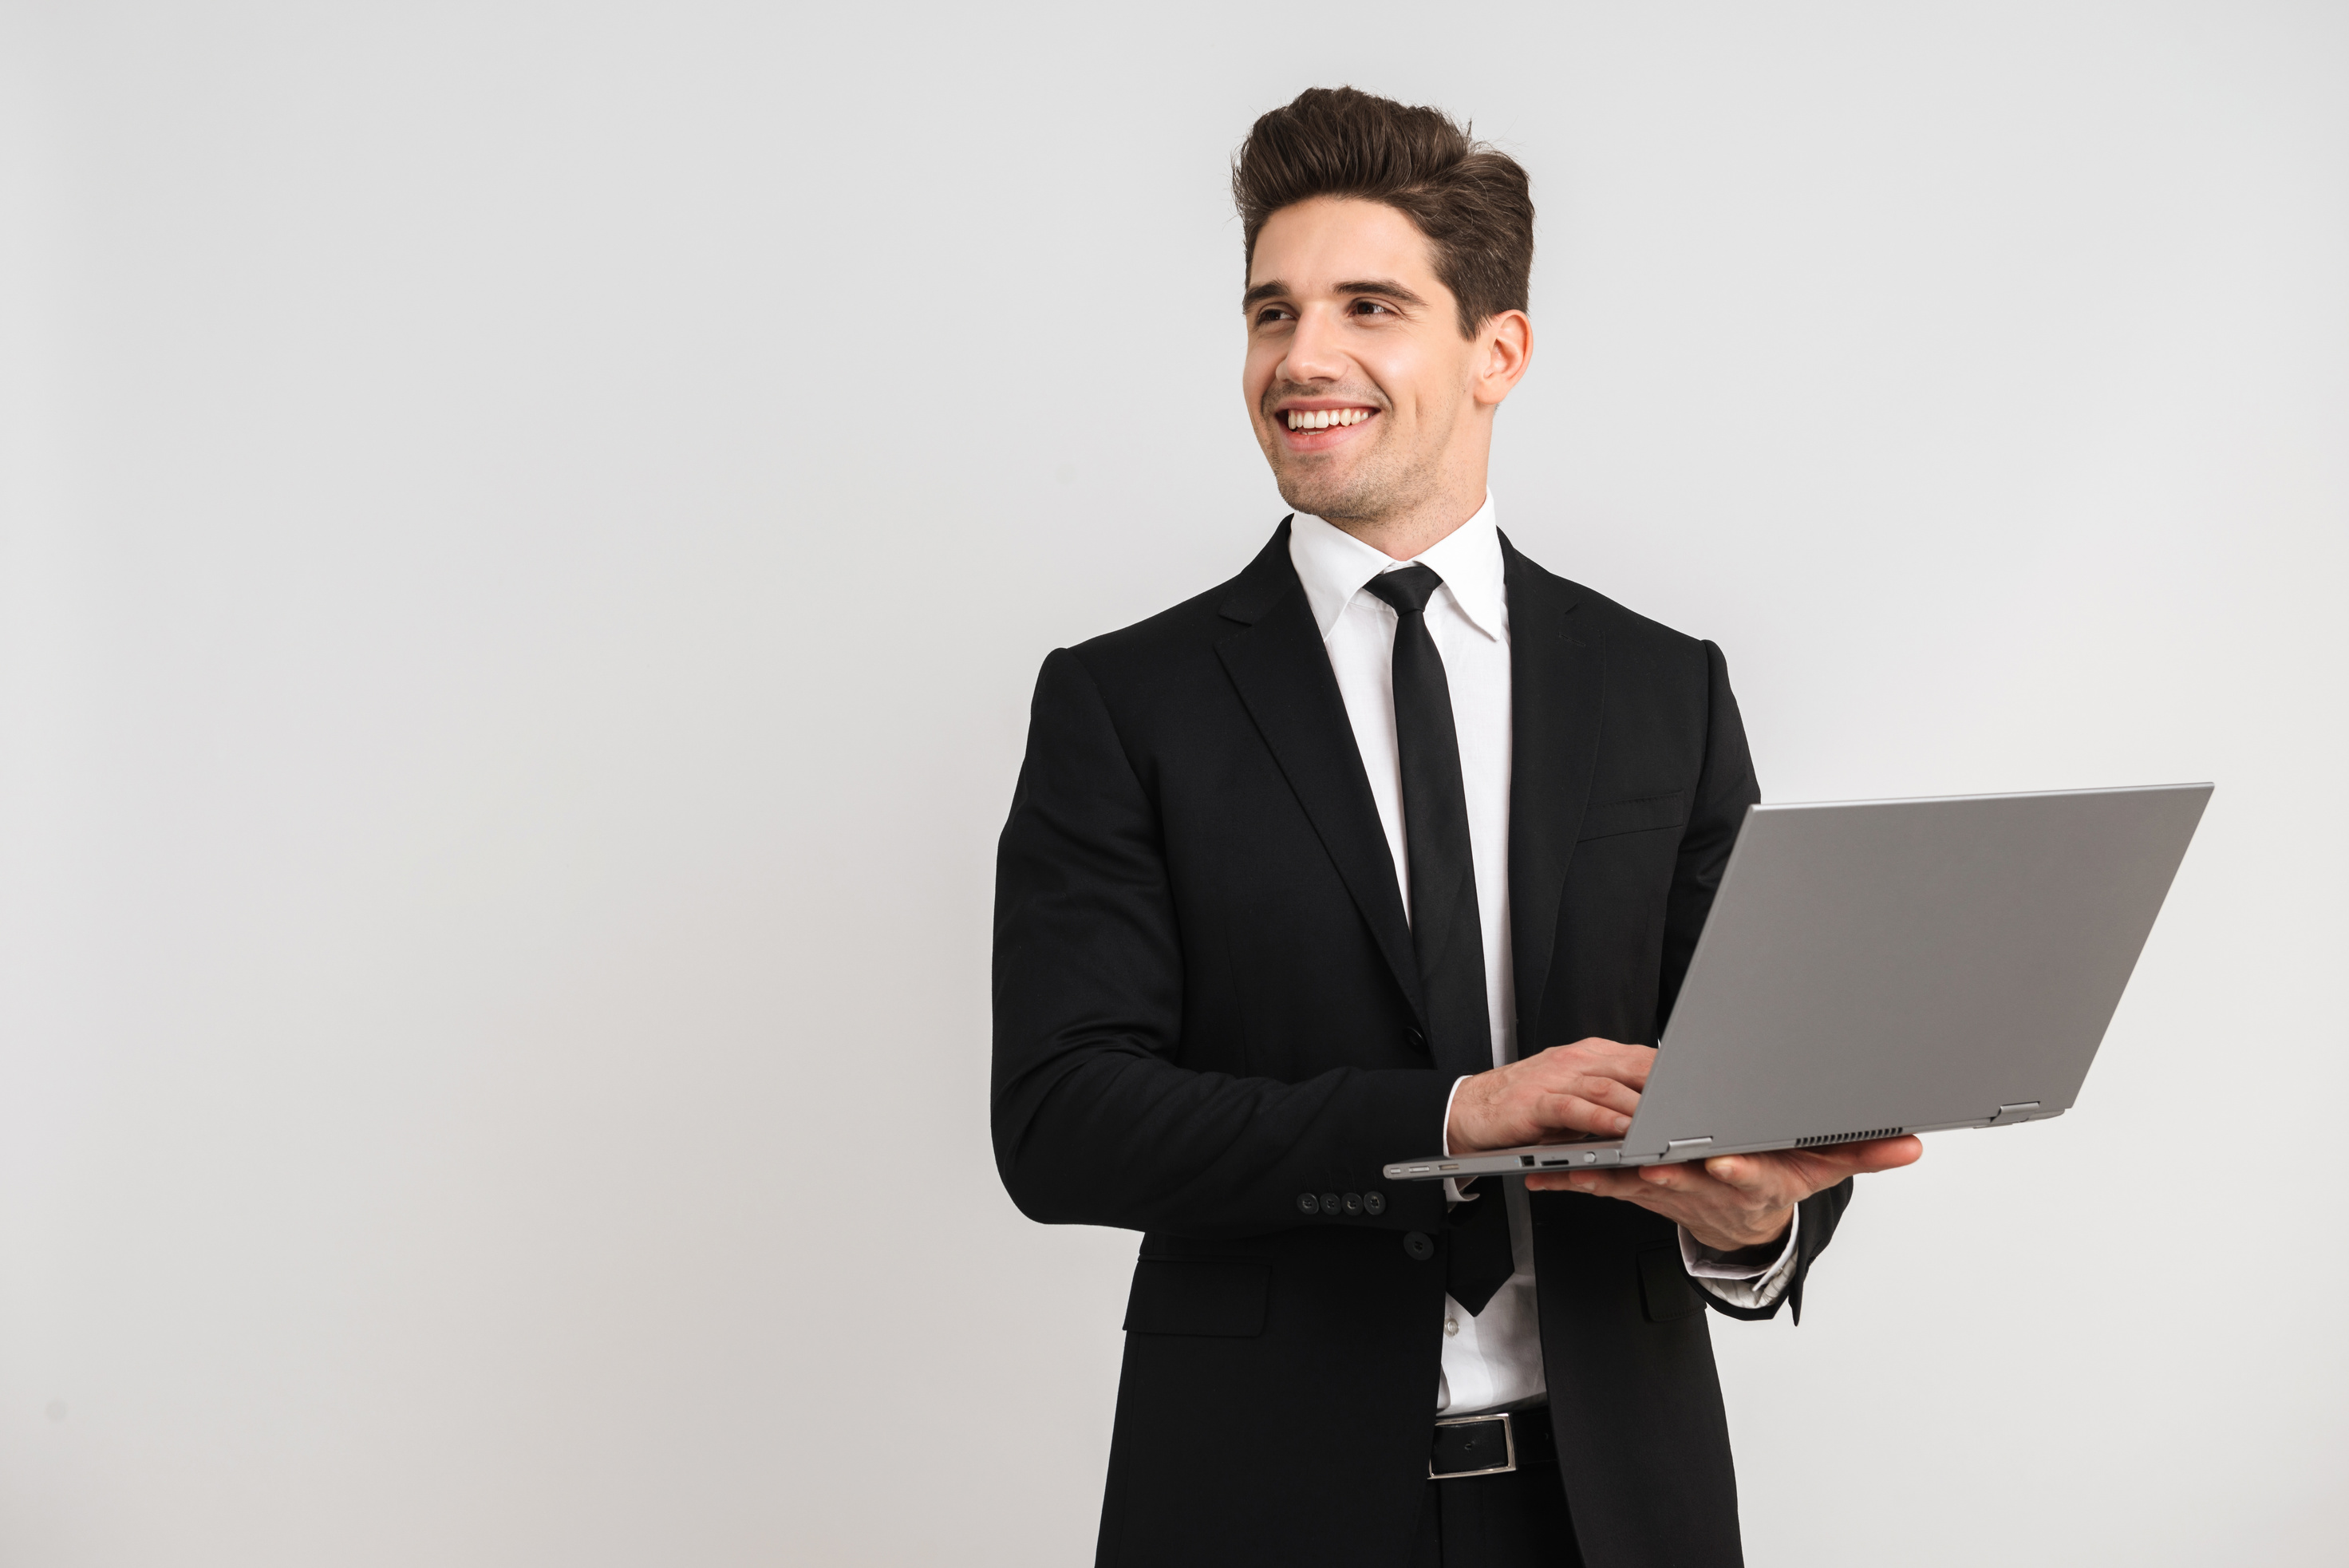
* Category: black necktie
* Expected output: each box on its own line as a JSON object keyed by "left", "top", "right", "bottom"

{"left": 1363, "top": 565, "right": 1516, "bottom": 1316}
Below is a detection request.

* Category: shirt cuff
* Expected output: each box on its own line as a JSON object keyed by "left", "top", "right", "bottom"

{"left": 1439, "top": 1075, "right": 1476, "bottom": 1204}
{"left": 1680, "top": 1207, "right": 1801, "bottom": 1311}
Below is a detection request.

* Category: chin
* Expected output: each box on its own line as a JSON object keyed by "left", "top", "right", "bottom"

{"left": 1275, "top": 466, "right": 1379, "bottom": 523}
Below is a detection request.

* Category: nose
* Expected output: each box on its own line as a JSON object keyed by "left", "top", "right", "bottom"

{"left": 1277, "top": 302, "right": 1351, "bottom": 386}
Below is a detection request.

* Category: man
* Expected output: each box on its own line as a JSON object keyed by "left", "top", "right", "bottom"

{"left": 991, "top": 87, "right": 1919, "bottom": 1568}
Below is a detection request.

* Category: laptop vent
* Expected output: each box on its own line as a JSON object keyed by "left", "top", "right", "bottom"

{"left": 1794, "top": 1127, "right": 1905, "bottom": 1147}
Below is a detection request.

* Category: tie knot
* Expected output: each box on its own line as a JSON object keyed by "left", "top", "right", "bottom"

{"left": 1363, "top": 563, "right": 1443, "bottom": 617}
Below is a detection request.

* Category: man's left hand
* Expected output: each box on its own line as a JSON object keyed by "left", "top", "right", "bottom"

{"left": 1524, "top": 1136, "right": 1923, "bottom": 1253}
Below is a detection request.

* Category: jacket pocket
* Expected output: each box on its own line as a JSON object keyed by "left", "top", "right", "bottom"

{"left": 1577, "top": 790, "right": 1688, "bottom": 843}
{"left": 1636, "top": 1245, "right": 1704, "bottom": 1323}
{"left": 1123, "top": 1258, "right": 1270, "bottom": 1337}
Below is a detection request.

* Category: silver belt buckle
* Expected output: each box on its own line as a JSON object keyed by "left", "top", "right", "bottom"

{"left": 1429, "top": 1410, "right": 1517, "bottom": 1480}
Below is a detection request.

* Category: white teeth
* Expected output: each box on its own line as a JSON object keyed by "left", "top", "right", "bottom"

{"left": 1286, "top": 408, "right": 1372, "bottom": 430}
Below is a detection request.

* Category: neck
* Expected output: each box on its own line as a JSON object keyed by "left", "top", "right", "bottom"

{"left": 1318, "top": 471, "right": 1488, "bottom": 561}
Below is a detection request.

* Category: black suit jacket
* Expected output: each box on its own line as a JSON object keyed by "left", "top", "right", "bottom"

{"left": 992, "top": 521, "right": 1852, "bottom": 1568}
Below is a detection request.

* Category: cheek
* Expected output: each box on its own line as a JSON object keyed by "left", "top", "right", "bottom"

{"left": 1356, "top": 352, "right": 1427, "bottom": 422}
{"left": 1239, "top": 350, "right": 1276, "bottom": 409}
{"left": 1391, "top": 341, "right": 1478, "bottom": 415}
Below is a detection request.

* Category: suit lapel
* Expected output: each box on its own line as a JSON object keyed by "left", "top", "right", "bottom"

{"left": 1502, "top": 534, "right": 1605, "bottom": 1049}
{"left": 1216, "top": 521, "right": 1427, "bottom": 1028}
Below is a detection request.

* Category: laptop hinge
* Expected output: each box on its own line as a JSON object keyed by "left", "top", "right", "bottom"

{"left": 1664, "top": 1137, "right": 1715, "bottom": 1159}
{"left": 1988, "top": 1102, "right": 2043, "bottom": 1126}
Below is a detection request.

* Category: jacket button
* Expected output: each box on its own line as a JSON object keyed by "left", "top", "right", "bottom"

{"left": 1406, "top": 1026, "right": 1427, "bottom": 1049}
{"left": 1403, "top": 1231, "right": 1435, "bottom": 1262}
{"left": 1343, "top": 1192, "right": 1364, "bottom": 1215}
{"left": 1320, "top": 1192, "right": 1341, "bottom": 1217}
{"left": 1364, "top": 1191, "right": 1387, "bottom": 1216}
{"left": 1297, "top": 1193, "right": 1319, "bottom": 1215}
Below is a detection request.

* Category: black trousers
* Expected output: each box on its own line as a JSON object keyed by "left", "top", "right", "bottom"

{"left": 1409, "top": 1451, "right": 1583, "bottom": 1567}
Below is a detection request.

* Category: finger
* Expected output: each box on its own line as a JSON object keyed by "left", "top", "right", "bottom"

{"left": 1633, "top": 1160, "right": 1716, "bottom": 1194}
{"left": 1716, "top": 1151, "right": 1848, "bottom": 1203}
{"left": 1807, "top": 1135, "right": 1924, "bottom": 1175}
{"left": 1721, "top": 1137, "right": 1924, "bottom": 1203}
{"left": 1550, "top": 1073, "right": 1641, "bottom": 1116}
{"left": 1525, "top": 1050, "right": 1642, "bottom": 1100}
{"left": 1527, "top": 1094, "right": 1634, "bottom": 1136}
{"left": 1850, "top": 1134, "right": 1924, "bottom": 1170}
{"left": 1539, "top": 1040, "right": 1656, "bottom": 1092}
{"left": 1522, "top": 1075, "right": 1640, "bottom": 1133}
{"left": 1526, "top": 1169, "right": 1647, "bottom": 1199}
{"left": 1542, "top": 1167, "right": 1715, "bottom": 1215}
{"left": 1698, "top": 1155, "right": 1776, "bottom": 1194}
{"left": 1585, "top": 1041, "right": 1657, "bottom": 1089}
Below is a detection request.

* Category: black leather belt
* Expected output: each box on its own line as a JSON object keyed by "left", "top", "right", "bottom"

{"left": 1430, "top": 1406, "right": 1554, "bottom": 1480}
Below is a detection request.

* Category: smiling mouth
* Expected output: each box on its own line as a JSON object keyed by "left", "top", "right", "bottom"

{"left": 1281, "top": 407, "right": 1377, "bottom": 432}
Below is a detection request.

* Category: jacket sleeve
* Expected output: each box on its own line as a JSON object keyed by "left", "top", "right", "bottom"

{"left": 989, "top": 648, "right": 1455, "bottom": 1240}
{"left": 1656, "top": 639, "right": 1760, "bottom": 1030}
{"left": 1699, "top": 1178, "right": 1854, "bottom": 1324}
{"left": 1661, "top": 639, "right": 1857, "bottom": 1323}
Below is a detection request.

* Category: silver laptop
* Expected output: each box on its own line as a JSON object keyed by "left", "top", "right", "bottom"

{"left": 1384, "top": 783, "right": 2211, "bottom": 1181}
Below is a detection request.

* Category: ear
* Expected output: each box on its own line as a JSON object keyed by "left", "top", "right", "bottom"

{"left": 1471, "top": 310, "right": 1534, "bottom": 408}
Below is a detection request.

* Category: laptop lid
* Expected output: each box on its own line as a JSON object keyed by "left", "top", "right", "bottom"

{"left": 1616, "top": 783, "right": 2212, "bottom": 1161}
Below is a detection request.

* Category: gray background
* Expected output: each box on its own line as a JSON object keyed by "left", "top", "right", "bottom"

{"left": 2, "top": 2, "right": 2343, "bottom": 1562}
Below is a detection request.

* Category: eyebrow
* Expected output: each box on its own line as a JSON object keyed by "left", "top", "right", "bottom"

{"left": 1241, "top": 278, "right": 1430, "bottom": 311}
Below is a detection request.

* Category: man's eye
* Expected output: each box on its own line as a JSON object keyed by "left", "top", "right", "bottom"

{"left": 1351, "top": 299, "right": 1393, "bottom": 316}
{"left": 1254, "top": 307, "right": 1294, "bottom": 326}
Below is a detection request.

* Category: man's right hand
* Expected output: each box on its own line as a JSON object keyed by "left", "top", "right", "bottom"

{"left": 1447, "top": 1037, "right": 1656, "bottom": 1154}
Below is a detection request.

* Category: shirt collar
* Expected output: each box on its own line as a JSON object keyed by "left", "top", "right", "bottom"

{"left": 1289, "top": 495, "right": 1507, "bottom": 644}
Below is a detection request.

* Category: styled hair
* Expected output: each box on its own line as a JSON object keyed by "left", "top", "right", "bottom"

{"left": 1233, "top": 86, "right": 1534, "bottom": 338}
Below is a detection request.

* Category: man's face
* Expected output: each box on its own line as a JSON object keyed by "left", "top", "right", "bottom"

{"left": 1241, "top": 197, "right": 1486, "bottom": 525}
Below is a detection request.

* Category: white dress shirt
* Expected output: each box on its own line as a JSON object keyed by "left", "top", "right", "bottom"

{"left": 1288, "top": 498, "right": 1799, "bottom": 1416}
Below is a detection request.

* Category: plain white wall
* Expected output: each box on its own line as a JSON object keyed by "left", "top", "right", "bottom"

{"left": 2, "top": 2, "right": 2343, "bottom": 1562}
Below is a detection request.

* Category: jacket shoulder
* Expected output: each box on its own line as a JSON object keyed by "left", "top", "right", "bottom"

{"left": 1071, "top": 574, "right": 1246, "bottom": 669}
{"left": 1507, "top": 544, "right": 1721, "bottom": 675}
{"left": 1055, "top": 523, "right": 1294, "bottom": 692}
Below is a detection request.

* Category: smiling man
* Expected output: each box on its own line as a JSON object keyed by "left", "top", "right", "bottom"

{"left": 992, "top": 87, "right": 1917, "bottom": 1568}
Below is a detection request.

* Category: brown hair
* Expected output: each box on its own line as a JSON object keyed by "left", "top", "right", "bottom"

{"left": 1233, "top": 86, "right": 1534, "bottom": 338}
